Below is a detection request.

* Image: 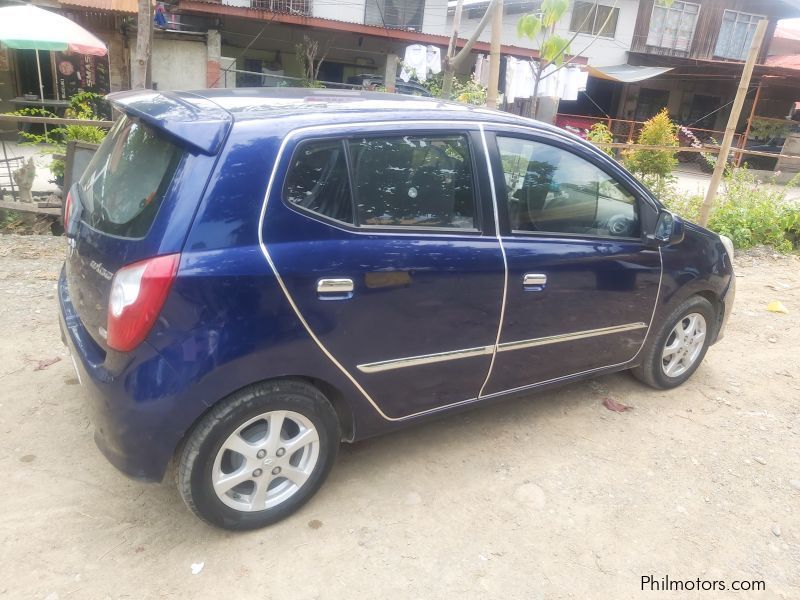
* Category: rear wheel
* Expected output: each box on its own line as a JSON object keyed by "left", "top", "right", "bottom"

{"left": 631, "top": 296, "right": 715, "bottom": 389}
{"left": 178, "top": 380, "right": 339, "bottom": 530}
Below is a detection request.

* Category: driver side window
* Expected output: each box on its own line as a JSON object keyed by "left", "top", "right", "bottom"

{"left": 496, "top": 136, "right": 639, "bottom": 238}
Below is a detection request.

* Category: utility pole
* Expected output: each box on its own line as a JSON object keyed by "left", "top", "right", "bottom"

{"left": 486, "top": 0, "right": 502, "bottom": 109}
{"left": 132, "top": 0, "right": 152, "bottom": 89}
{"left": 699, "top": 19, "right": 767, "bottom": 226}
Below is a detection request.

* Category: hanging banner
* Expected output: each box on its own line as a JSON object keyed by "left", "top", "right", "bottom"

{"left": 55, "top": 51, "right": 110, "bottom": 99}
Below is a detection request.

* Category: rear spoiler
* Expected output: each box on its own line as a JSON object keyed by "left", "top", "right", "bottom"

{"left": 106, "top": 90, "right": 232, "bottom": 155}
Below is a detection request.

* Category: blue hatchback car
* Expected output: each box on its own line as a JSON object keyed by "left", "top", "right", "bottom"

{"left": 59, "top": 88, "right": 735, "bottom": 529}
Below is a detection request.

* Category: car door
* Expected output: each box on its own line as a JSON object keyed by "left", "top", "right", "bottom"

{"left": 263, "top": 125, "right": 505, "bottom": 420}
{"left": 481, "top": 130, "right": 662, "bottom": 396}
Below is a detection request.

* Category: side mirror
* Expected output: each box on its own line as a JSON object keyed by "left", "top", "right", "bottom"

{"left": 647, "top": 210, "right": 685, "bottom": 247}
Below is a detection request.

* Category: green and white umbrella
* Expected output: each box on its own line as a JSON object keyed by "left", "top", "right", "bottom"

{"left": 0, "top": 4, "right": 108, "bottom": 102}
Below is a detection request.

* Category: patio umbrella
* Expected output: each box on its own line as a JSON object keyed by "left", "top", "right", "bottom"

{"left": 0, "top": 4, "right": 107, "bottom": 104}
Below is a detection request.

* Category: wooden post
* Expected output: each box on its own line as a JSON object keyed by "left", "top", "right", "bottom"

{"left": 132, "top": 0, "right": 152, "bottom": 89}
{"left": 384, "top": 53, "right": 398, "bottom": 93}
{"left": 736, "top": 79, "right": 763, "bottom": 167}
{"left": 486, "top": 0, "right": 502, "bottom": 109}
{"left": 699, "top": 19, "right": 767, "bottom": 226}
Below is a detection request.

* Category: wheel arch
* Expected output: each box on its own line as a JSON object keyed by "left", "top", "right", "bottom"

{"left": 164, "top": 374, "right": 355, "bottom": 484}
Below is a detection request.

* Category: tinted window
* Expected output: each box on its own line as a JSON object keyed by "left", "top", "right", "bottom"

{"left": 348, "top": 134, "right": 477, "bottom": 229}
{"left": 284, "top": 140, "right": 353, "bottom": 224}
{"left": 497, "top": 136, "right": 639, "bottom": 238}
{"left": 79, "top": 116, "right": 183, "bottom": 238}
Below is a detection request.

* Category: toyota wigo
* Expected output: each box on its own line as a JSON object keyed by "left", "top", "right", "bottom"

{"left": 60, "top": 89, "right": 735, "bottom": 530}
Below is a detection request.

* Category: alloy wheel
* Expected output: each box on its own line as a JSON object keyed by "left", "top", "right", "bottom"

{"left": 661, "top": 312, "right": 707, "bottom": 378}
{"left": 212, "top": 410, "right": 320, "bottom": 512}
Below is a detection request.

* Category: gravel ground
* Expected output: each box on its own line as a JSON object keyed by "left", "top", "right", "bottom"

{"left": 0, "top": 234, "right": 798, "bottom": 600}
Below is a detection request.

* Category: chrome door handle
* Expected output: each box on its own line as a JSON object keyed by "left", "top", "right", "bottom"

{"left": 317, "top": 278, "right": 354, "bottom": 299}
{"left": 523, "top": 273, "right": 547, "bottom": 290}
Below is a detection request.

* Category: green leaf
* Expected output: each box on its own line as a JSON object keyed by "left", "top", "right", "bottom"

{"left": 517, "top": 14, "right": 542, "bottom": 39}
{"left": 540, "top": 36, "right": 569, "bottom": 63}
{"left": 541, "top": 0, "right": 569, "bottom": 27}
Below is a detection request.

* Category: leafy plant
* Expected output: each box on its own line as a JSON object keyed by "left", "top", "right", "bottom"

{"left": 6, "top": 92, "right": 108, "bottom": 183}
{"left": 295, "top": 34, "right": 330, "bottom": 86}
{"left": 586, "top": 123, "right": 614, "bottom": 156}
{"left": 749, "top": 118, "right": 791, "bottom": 142}
{"left": 622, "top": 109, "right": 678, "bottom": 185}
{"left": 658, "top": 168, "right": 800, "bottom": 252}
{"left": 517, "top": 0, "right": 571, "bottom": 119}
{"left": 408, "top": 71, "right": 487, "bottom": 106}
{"left": 454, "top": 75, "right": 488, "bottom": 106}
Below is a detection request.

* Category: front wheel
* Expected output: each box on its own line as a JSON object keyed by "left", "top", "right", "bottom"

{"left": 631, "top": 296, "right": 715, "bottom": 389}
{"left": 177, "top": 380, "right": 339, "bottom": 530}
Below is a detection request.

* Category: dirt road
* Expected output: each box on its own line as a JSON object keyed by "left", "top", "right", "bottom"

{"left": 1, "top": 234, "right": 798, "bottom": 599}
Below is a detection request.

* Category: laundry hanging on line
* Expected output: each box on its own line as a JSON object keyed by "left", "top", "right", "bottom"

{"left": 502, "top": 56, "right": 588, "bottom": 103}
{"left": 399, "top": 44, "right": 442, "bottom": 83}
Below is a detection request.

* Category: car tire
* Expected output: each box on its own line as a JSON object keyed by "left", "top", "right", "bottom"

{"left": 631, "top": 295, "right": 715, "bottom": 390}
{"left": 177, "top": 379, "right": 339, "bottom": 530}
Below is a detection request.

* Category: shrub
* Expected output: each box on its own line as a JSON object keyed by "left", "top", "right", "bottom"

{"left": 622, "top": 108, "right": 678, "bottom": 184}
{"left": 586, "top": 123, "right": 614, "bottom": 156}
{"left": 6, "top": 92, "right": 108, "bottom": 183}
{"left": 658, "top": 168, "right": 800, "bottom": 252}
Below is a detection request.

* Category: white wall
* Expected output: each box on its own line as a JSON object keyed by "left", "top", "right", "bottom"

{"left": 313, "top": 0, "right": 366, "bottom": 23}
{"left": 149, "top": 37, "right": 208, "bottom": 91}
{"left": 425, "top": 0, "right": 640, "bottom": 67}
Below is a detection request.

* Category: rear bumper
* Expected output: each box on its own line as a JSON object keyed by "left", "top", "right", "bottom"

{"left": 58, "top": 266, "right": 186, "bottom": 482}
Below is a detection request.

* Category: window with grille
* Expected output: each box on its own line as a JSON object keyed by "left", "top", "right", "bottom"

{"left": 569, "top": 1, "right": 620, "bottom": 38}
{"left": 714, "top": 10, "right": 765, "bottom": 60}
{"left": 364, "top": 0, "right": 424, "bottom": 30}
{"left": 645, "top": 0, "right": 700, "bottom": 53}
{"left": 250, "top": 0, "right": 311, "bottom": 14}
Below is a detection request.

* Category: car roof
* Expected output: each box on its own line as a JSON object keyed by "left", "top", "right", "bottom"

{"left": 107, "top": 87, "right": 573, "bottom": 154}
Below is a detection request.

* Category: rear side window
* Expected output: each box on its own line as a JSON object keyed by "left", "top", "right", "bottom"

{"left": 283, "top": 140, "right": 353, "bottom": 224}
{"left": 282, "top": 133, "right": 478, "bottom": 231}
{"left": 349, "top": 134, "right": 476, "bottom": 229}
{"left": 79, "top": 116, "right": 184, "bottom": 238}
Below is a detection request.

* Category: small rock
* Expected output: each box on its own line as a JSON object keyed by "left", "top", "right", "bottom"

{"left": 772, "top": 525, "right": 782, "bottom": 537}
{"left": 789, "top": 479, "right": 800, "bottom": 491}
{"left": 20, "top": 454, "right": 35, "bottom": 463}
{"left": 753, "top": 456, "right": 767, "bottom": 465}
{"left": 190, "top": 562, "right": 204, "bottom": 575}
{"left": 513, "top": 482, "right": 546, "bottom": 509}
{"left": 308, "top": 519, "right": 323, "bottom": 530}
{"left": 768, "top": 337, "right": 777, "bottom": 343}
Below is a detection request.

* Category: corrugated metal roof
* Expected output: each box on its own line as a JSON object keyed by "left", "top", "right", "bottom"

{"left": 60, "top": 0, "right": 137, "bottom": 14}
{"left": 766, "top": 54, "right": 800, "bottom": 70}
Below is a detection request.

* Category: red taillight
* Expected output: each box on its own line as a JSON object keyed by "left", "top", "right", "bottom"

{"left": 107, "top": 253, "right": 180, "bottom": 352}
{"left": 64, "top": 191, "right": 72, "bottom": 230}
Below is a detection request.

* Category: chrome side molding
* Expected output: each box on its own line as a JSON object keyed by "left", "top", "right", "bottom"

{"left": 358, "top": 345, "right": 494, "bottom": 374}
{"left": 357, "top": 322, "right": 647, "bottom": 374}
{"left": 497, "top": 322, "right": 647, "bottom": 353}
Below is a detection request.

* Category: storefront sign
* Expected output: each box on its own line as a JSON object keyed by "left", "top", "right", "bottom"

{"left": 55, "top": 51, "right": 110, "bottom": 98}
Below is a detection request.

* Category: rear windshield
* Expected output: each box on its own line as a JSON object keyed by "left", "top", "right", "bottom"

{"left": 78, "top": 116, "right": 184, "bottom": 238}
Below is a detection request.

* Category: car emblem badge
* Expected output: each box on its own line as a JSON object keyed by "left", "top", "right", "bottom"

{"left": 262, "top": 457, "right": 273, "bottom": 466}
